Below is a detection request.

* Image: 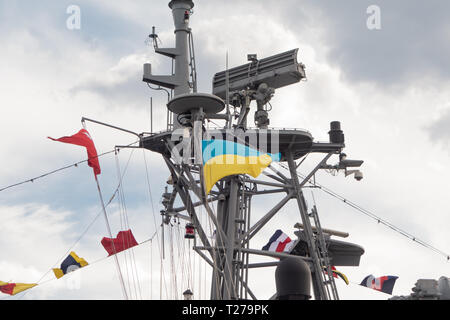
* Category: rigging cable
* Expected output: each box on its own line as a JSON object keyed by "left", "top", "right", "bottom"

{"left": 178, "top": 220, "right": 191, "bottom": 299}
{"left": 0, "top": 140, "right": 140, "bottom": 193}
{"left": 18, "top": 145, "right": 138, "bottom": 300}
{"left": 115, "top": 149, "right": 133, "bottom": 298}
{"left": 142, "top": 149, "right": 170, "bottom": 299}
{"left": 8, "top": 234, "right": 157, "bottom": 300}
{"left": 114, "top": 148, "right": 143, "bottom": 300}
{"left": 150, "top": 235, "right": 153, "bottom": 299}
{"left": 278, "top": 162, "right": 450, "bottom": 262}
{"left": 94, "top": 167, "right": 129, "bottom": 300}
{"left": 173, "top": 220, "right": 182, "bottom": 299}
{"left": 169, "top": 226, "right": 178, "bottom": 299}
{"left": 225, "top": 127, "right": 450, "bottom": 261}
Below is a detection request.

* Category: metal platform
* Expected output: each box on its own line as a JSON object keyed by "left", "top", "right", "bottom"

{"left": 140, "top": 128, "right": 318, "bottom": 161}
{"left": 167, "top": 93, "right": 225, "bottom": 114}
{"left": 327, "top": 239, "right": 365, "bottom": 267}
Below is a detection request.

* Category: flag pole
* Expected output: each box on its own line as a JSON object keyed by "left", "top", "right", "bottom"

{"left": 94, "top": 174, "right": 129, "bottom": 300}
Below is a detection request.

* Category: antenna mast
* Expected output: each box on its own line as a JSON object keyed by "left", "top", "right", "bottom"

{"left": 140, "top": 0, "right": 365, "bottom": 300}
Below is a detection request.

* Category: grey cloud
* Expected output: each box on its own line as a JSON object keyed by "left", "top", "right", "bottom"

{"left": 5, "top": 0, "right": 450, "bottom": 91}
{"left": 70, "top": 76, "right": 149, "bottom": 107}
{"left": 277, "top": 0, "right": 450, "bottom": 87}
{"left": 210, "top": 0, "right": 450, "bottom": 88}
{"left": 426, "top": 109, "right": 450, "bottom": 147}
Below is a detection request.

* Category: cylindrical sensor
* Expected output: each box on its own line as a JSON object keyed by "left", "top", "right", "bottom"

{"left": 143, "top": 63, "right": 152, "bottom": 78}
{"left": 328, "top": 121, "right": 345, "bottom": 144}
{"left": 275, "top": 257, "right": 311, "bottom": 300}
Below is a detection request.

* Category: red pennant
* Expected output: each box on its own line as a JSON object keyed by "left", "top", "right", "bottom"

{"left": 48, "top": 129, "right": 101, "bottom": 176}
{"left": 101, "top": 230, "right": 138, "bottom": 256}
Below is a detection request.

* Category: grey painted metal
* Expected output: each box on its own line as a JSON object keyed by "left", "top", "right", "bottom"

{"left": 294, "top": 222, "right": 349, "bottom": 238}
{"left": 238, "top": 277, "right": 257, "bottom": 301}
{"left": 275, "top": 257, "right": 312, "bottom": 299}
{"left": 173, "top": 196, "right": 219, "bottom": 213}
{"left": 167, "top": 93, "right": 225, "bottom": 114}
{"left": 213, "top": 49, "right": 306, "bottom": 100}
{"left": 193, "top": 247, "right": 219, "bottom": 271}
{"left": 243, "top": 188, "right": 251, "bottom": 299}
{"left": 390, "top": 277, "right": 450, "bottom": 300}
{"left": 238, "top": 191, "right": 250, "bottom": 299}
{"left": 267, "top": 164, "right": 291, "bottom": 183}
{"left": 81, "top": 117, "right": 141, "bottom": 138}
{"left": 326, "top": 239, "right": 365, "bottom": 266}
{"left": 310, "top": 205, "right": 339, "bottom": 299}
{"left": 140, "top": 127, "right": 314, "bottom": 161}
{"left": 163, "top": 157, "right": 213, "bottom": 257}
{"left": 297, "top": 152, "right": 334, "bottom": 188}
{"left": 164, "top": 157, "right": 230, "bottom": 247}
{"left": 246, "top": 188, "right": 288, "bottom": 196}
{"left": 262, "top": 171, "right": 288, "bottom": 184}
{"left": 223, "top": 178, "right": 239, "bottom": 299}
{"left": 286, "top": 150, "right": 329, "bottom": 300}
{"left": 137, "top": 0, "right": 366, "bottom": 301}
{"left": 169, "top": 1, "right": 191, "bottom": 97}
{"left": 438, "top": 277, "right": 450, "bottom": 299}
{"left": 193, "top": 113, "right": 203, "bottom": 165}
{"left": 240, "top": 191, "right": 294, "bottom": 245}
{"left": 225, "top": 52, "right": 231, "bottom": 129}
{"left": 188, "top": 30, "right": 198, "bottom": 93}
{"left": 210, "top": 190, "right": 226, "bottom": 299}
{"left": 150, "top": 97, "right": 153, "bottom": 133}
{"left": 247, "top": 262, "right": 280, "bottom": 269}
{"left": 143, "top": 0, "right": 194, "bottom": 130}
{"left": 241, "top": 178, "right": 292, "bottom": 189}
{"left": 159, "top": 135, "right": 354, "bottom": 299}
{"left": 240, "top": 248, "right": 312, "bottom": 262}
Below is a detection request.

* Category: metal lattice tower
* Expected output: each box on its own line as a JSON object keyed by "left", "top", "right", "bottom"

{"left": 140, "top": 0, "right": 364, "bottom": 300}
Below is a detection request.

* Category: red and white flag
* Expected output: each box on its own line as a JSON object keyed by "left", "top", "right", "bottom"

{"left": 262, "top": 229, "right": 294, "bottom": 253}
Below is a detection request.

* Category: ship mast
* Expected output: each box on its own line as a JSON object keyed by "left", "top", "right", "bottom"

{"left": 141, "top": 0, "right": 364, "bottom": 300}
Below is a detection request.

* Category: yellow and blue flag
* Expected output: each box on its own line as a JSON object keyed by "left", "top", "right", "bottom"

{"left": 52, "top": 251, "right": 88, "bottom": 279}
{"left": 202, "top": 140, "right": 281, "bottom": 193}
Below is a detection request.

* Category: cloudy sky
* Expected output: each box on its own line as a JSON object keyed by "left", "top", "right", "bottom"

{"left": 1, "top": 0, "right": 450, "bottom": 301}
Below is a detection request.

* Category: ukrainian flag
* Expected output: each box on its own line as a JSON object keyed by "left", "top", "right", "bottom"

{"left": 202, "top": 140, "right": 281, "bottom": 194}
{"left": 52, "top": 251, "right": 88, "bottom": 279}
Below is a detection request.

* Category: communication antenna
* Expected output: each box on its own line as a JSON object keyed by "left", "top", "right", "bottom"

{"left": 225, "top": 51, "right": 231, "bottom": 129}
{"left": 147, "top": 26, "right": 160, "bottom": 49}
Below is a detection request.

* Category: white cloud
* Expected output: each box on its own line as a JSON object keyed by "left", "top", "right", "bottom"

{"left": 1, "top": 0, "right": 450, "bottom": 302}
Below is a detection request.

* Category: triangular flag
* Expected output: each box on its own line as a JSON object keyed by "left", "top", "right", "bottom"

{"left": 0, "top": 281, "right": 37, "bottom": 296}
{"left": 48, "top": 128, "right": 101, "bottom": 176}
